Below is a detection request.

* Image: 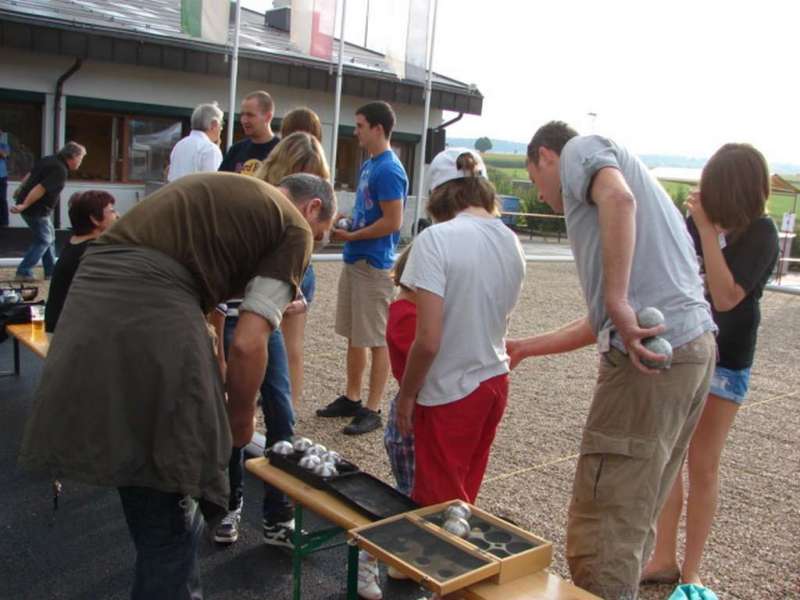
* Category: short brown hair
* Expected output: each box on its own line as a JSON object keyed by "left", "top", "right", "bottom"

{"left": 526, "top": 120, "right": 578, "bottom": 165}
{"left": 68, "top": 190, "right": 115, "bottom": 235}
{"left": 700, "top": 143, "right": 770, "bottom": 237}
{"left": 281, "top": 107, "right": 322, "bottom": 141}
{"left": 426, "top": 152, "right": 499, "bottom": 222}
{"left": 244, "top": 90, "right": 274, "bottom": 114}
{"left": 356, "top": 101, "right": 395, "bottom": 138}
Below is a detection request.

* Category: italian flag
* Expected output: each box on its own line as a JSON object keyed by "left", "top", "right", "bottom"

{"left": 181, "top": 0, "right": 231, "bottom": 45}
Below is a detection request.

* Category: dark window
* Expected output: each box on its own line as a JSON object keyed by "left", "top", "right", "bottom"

{"left": 0, "top": 101, "right": 42, "bottom": 178}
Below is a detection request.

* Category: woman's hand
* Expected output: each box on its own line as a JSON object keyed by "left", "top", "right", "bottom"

{"left": 686, "top": 189, "right": 714, "bottom": 232}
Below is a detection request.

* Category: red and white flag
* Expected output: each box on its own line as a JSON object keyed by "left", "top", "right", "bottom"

{"left": 291, "top": 0, "right": 336, "bottom": 61}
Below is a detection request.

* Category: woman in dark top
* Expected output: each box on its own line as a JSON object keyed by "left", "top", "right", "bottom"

{"left": 643, "top": 144, "right": 779, "bottom": 586}
{"left": 44, "top": 190, "right": 117, "bottom": 332}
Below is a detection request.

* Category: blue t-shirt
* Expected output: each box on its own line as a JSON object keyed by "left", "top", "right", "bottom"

{"left": 343, "top": 149, "right": 408, "bottom": 269}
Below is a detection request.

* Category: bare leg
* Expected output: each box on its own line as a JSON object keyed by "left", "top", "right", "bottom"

{"left": 365, "top": 346, "right": 390, "bottom": 411}
{"left": 641, "top": 465, "right": 684, "bottom": 580}
{"left": 282, "top": 312, "right": 307, "bottom": 407}
{"left": 682, "top": 393, "right": 739, "bottom": 585}
{"left": 346, "top": 342, "right": 368, "bottom": 401}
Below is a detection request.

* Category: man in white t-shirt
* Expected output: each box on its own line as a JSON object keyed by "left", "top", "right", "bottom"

{"left": 167, "top": 103, "right": 224, "bottom": 182}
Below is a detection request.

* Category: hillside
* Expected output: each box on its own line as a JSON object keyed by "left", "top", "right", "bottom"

{"left": 448, "top": 137, "right": 800, "bottom": 174}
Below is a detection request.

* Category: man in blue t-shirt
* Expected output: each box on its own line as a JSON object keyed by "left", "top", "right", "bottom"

{"left": 319, "top": 101, "right": 408, "bottom": 436}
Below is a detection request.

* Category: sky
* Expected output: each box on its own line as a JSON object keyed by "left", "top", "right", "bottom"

{"left": 243, "top": 1, "right": 800, "bottom": 165}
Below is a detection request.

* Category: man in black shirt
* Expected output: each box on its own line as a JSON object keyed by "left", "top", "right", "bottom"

{"left": 12, "top": 141, "right": 86, "bottom": 281}
{"left": 218, "top": 90, "right": 280, "bottom": 175}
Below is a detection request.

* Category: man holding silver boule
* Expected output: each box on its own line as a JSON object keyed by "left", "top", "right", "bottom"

{"left": 508, "top": 121, "right": 716, "bottom": 600}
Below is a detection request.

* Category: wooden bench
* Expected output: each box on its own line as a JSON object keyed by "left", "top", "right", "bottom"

{"left": 246, "top": 457, "right": 600, "bottom": 600}
{"left": 2, "top": 323, "right": 50, "bottom": 376}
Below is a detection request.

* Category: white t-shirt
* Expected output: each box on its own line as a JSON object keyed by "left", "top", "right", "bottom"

{"left": 167, "top": 130, "right": 223, "bottom": 182}
{"left": 401, "top": 212, "right": 526, "bottom": 407}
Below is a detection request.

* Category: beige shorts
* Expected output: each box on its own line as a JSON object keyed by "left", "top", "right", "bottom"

{"left": 566, "top": 331, "right": 715, "bottom": 599}
{"left": 335, "top": 260, "right": 395, "bottom": 348}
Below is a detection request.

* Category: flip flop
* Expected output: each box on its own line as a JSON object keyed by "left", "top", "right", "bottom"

{"left": 640, "top": 567, "right": 681, "bottom": 585}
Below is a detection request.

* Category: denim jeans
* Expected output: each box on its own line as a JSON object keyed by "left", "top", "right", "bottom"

{"left": 17, "top": 212, "right": 56, "bottom": 278}
{"left": 118, "top": 486, "right": 204, "bottom": 600}
{"left": 224, "top": 316, "right": 294, "bottom": 522}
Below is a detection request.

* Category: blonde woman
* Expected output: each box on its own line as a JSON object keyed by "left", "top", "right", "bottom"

{"left": 255, "top": 131, "right": 330, "bottom": 411}
{"left": 216, "top": 132, "right": 333, "bottom": 548}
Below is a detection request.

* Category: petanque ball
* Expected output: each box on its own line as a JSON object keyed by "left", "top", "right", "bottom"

{"left": 271, "top": 440, "right": 294, "bottom": 455}
{"left": 637, "top": 306, "right": 665, "bottom": 329}
{"left": 642, "top": 336, "right": 673, "bottom": 369}
{"left": 336, "top": 217, "right": 351, "bottom": 230}
{"left": 442, "top": 517, "right": 471, "bottom": 539}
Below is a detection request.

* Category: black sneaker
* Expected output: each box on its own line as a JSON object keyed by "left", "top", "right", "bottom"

{"left": 316, "top": 395, "right": 362, "bottom": 417}
{"left": 343, "top": 407, "right": 383, "bottom": 435}
{"left": 263, "top": 517, "right": 295, "bottom": 549}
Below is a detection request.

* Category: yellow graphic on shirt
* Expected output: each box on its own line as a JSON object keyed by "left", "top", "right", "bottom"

{"left": 239, "top": 159, "right": 263, "bottom": 176}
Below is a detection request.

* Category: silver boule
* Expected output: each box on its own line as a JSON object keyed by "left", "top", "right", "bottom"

{"left": 322, "top": 451, "right": 341, "bottom": 465}
{"left": 292, "top": 437, "right": 313, "bottom": 453}
{"left": 445, "top": 501, "right": 471, "bottom": 521}
{"left": 313, "top": 462, "right": 338, "bottom": 477}
{"left": 642, "top": 336, "right": 673, "bottom": 369}
{"left": 271, "top": 440, "right": 294, "bottom": 455}
{"left": 637, "top": 306, "right": 665, "bottom": 329}
{"left": 442, "top": 517, "right": 471, "bottom": 539}
{"left": 298, "top": 455, "right": 321, "bottom": 470}
{"left": 305, "top": 443, "right": 327, "bottom": 458}
{"left": 336, "top": 217, "right": 351, "bottom": 230}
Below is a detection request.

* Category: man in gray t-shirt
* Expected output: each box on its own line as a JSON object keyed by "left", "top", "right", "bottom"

{"left": 508, "top": 121, "right": 716, "bottom": 599}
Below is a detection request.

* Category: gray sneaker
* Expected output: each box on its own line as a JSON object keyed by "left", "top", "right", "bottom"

{"left": 214, "top": 502, "right": 242, "bottom": 544}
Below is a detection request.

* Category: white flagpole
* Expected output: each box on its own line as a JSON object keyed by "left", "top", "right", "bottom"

{"left": 226, "top": 0, "right": 242, "bottom": 149}
{"left": 330, "top": 0, "right": 347, "bottom": 185}
{"left": 413, "top": 0, "right": 438, "bottom": 234}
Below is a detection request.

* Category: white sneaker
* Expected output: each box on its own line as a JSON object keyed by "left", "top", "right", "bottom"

{"left": 357, "top": 550, "right": 383, "bottom": 600}
{"left": 214, "top": 502, "right": 242, "bottom": 544}
{"left": 387, "top": 565, "right": 409, "bottom": 580}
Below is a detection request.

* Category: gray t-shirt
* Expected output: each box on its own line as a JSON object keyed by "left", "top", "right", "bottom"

{"left": 560, "top": 135, "right": 714, "bottom": 351}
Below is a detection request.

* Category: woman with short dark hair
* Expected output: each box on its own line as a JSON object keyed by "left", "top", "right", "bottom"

{"left": 45, "top": 190, "right": 117, "bottom": 331}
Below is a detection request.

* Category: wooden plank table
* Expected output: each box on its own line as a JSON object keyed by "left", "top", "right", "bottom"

{"left": 247, "top": 457, "right": 600, "bottom": 600}
{"left": 2, "top": 323, "right": 50, "bottom": 376}
{"left": 245, "top": 457, "right": 368, "bottom": 600}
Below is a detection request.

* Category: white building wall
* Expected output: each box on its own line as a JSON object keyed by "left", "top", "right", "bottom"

{"left": 2, "top": 47, "right": 438, "bottom": 230}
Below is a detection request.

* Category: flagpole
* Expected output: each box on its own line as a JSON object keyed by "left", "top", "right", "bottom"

{"left": 226, "top": 0, "right": 242, "bottom": 149}
{"left": 330, "top": 0, "right": 347, "bottom": 185}
{"left": 413, "top": 0, "right": 438, "bottom": 235}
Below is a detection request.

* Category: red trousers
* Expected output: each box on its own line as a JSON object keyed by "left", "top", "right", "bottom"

{"left": 411, "top": 374, "right": 508, "bottom": 506}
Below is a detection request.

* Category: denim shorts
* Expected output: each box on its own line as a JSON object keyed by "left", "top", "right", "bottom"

{"left": 709, "top": 365, "right": 751, "bottom": 404}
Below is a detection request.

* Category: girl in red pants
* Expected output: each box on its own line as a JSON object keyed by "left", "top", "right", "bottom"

{"left": 394, "top": 148, "right": 526, "bottom": 506}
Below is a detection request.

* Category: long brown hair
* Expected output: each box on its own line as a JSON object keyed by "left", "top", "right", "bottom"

{"left": 700, "top": 143, "right": 770, "bottom": 238}
{"left": 426, "top": 152, "right": 499, "bottom": 222}
{"left": 280, "top": 107, "right": 322, "bottom": 141}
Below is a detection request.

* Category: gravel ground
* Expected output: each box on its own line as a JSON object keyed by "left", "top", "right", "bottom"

{"left": 5, "top": 261, "right": 798, "bottom": 599}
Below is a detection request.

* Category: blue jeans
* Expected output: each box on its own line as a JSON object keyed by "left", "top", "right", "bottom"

{"left": 17, "top": 213, "right": 56, "bottom": 278}
{"left": 118, "top": 486, "right": 204, "bottom": 600}
{"left": 224, "top": 317, "right": 294, "bottom": 522}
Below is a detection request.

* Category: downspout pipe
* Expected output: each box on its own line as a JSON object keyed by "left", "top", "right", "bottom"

{"left": 53, "top": 58, "right": 83, "bottom": 228}
{"left": 435, "top": 111, "right": 463, "bottom": 131}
